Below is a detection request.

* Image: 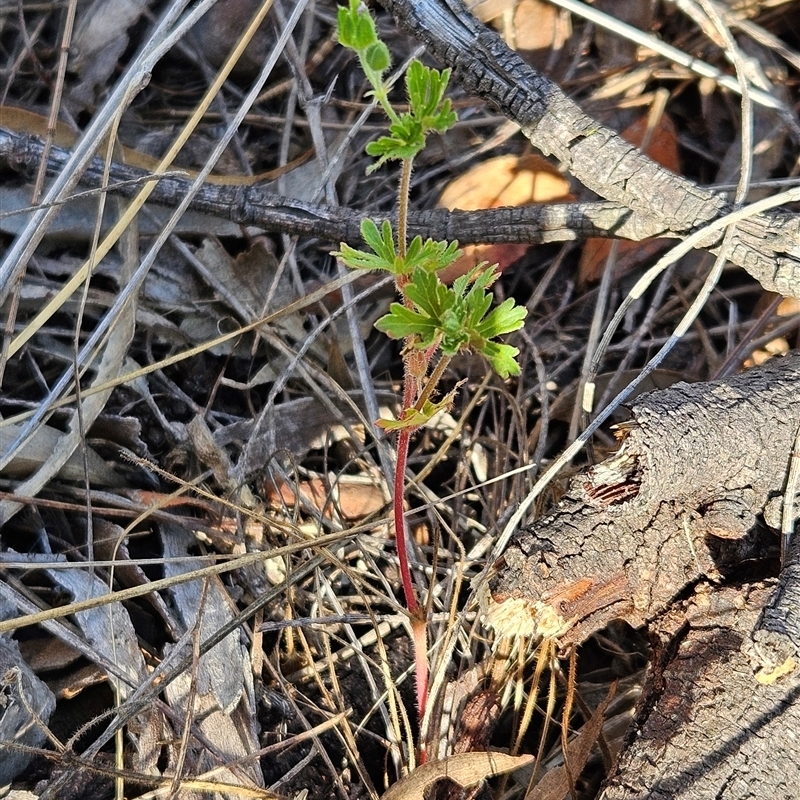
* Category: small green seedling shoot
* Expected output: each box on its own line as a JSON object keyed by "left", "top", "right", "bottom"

{"left": 334, "top": 0, "right": 527, "bottom": 757}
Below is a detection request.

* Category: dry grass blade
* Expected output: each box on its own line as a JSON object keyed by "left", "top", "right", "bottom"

{"left": 524, "top": 685, "right": 612, "bottom": 800}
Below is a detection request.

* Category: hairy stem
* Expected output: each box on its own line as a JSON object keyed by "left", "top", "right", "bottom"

{"left": 414, "top": 353, "right": 451, "bottom": 411}
{"left": 393, "top": 426, "right": 418, "bottom": 615}
{"left": 397, "top": 157, "right": 413, "bottom": 258}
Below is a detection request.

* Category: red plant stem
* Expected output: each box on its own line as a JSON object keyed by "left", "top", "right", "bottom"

{"left": 393, "top": 425, "right": 418, "bottom": 615}
{"left": 393, "top": 412, "right": 430, "bottom": 762}
{"left": 393, "top": 155, "right": 433, "bottom": 760}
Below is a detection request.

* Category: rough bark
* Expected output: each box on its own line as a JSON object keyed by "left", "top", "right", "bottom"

{"left": 486, "top": 352, "right": 800, "bottom": 798}
{"left": 378, "top": 0, "right": 800, "bottom": 298}
{"left": 599, "top": 581, "right": 800, "bottom": 800}
{"left": 747, "top": 531, "right": 800, "bottom": 680}
{"left": 488, "top": 352, "right": 800, "bottom": 649}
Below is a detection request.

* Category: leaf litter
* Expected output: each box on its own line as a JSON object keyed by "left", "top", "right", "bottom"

{"left": 0, "top": 0, "right": 798, "bottom": 798}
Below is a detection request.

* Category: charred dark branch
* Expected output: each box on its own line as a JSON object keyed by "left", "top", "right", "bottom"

{"left": 0, "top": 126, "right": 680, "bottom": 246}
{"left": 1, "top": 121, "right": 799, "bottom": 295}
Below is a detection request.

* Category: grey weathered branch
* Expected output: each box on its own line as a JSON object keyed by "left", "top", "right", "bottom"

{"left": 378, "top": 0, "right": 800, "bottom": 297}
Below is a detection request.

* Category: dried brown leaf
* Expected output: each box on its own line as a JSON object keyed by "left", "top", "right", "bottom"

{"left": 381, "top": 752, "right": 534, "bottom": 800}
{"left": 438, "top": 153, "right": 571, "bottom": 281}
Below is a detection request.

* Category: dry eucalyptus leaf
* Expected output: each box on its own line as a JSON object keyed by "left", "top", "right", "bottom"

{"left": 507, "top": 0, "right": 567, "bottom": 57}
{"left": 43, "top": 565, "right": 147, "bottom": 700}
{"left": 264, "top": 474, "right": 386, "bottom": 521}
{"left": 380, "top": 752, "right": 534, "bottom": 800}
{"left": 160, "top": 524, "right": 263, "bottom": 792}
{"left": 194, "top": 238, "right": 281, "bottom": 320}
{"left": 439, "top": 154, "right": 570, "bottom": 211}
{"left": 161, "top": 524, "right": 250, "bottom": 713}
{"left": 93, "top": 518, "right": 180, "bottom": 639}
{"left": 438, "top": 153, "right": 571, "bottom": 281}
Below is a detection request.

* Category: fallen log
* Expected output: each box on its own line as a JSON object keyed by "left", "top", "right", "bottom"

{"left": 486, "top": 352, "right": 800, "bottom": 797}
{"left": 487, "top": 352, "right": 800, "bottom": 649}
{"left": 600, "top": 580, "right": 800, "bottom": 800}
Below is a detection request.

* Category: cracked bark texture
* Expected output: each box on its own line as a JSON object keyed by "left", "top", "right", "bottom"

{"left": 379, "top": 0, "right": 800, "bottom": 298}
{"left": 487, "top": 353, "right": 800, "bottom": 797}
{"left": 488, "top": 353, "right": 800, "bottom": 649}
{"left": 599, "top": 581, "right": 800, "bottom": 800}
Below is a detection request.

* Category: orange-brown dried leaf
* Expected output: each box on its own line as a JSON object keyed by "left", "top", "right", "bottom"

{"left": 744, "top": 295, "right": 800, "bottom": 366}
{"left": 265, "top": 476, "right": 385, "bottom": 521}
{"left": 438, "top": 154, "right": 571, "bottom": 282}
{"left": 440, "top": 153, "right": 570, "bottom": 211}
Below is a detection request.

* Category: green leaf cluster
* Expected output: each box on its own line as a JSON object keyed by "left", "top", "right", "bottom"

{"left": 334, "top": 2, "right": 527, "bottom": 387}
{"left": 337, "top": 1, "right": 457, "bottom": 170}
{"left": 365, "top": 61, "right": 457, "bottom": 171}
{"left": 375, "top": 266, "right": 527, "bottom": 378}
{"left": 333, "top": 220, "right": 461, "bottom": 275}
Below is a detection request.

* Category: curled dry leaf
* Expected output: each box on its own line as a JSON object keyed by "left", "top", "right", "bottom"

{"left": 380, "top": 751, "right": 534, "bottom": 800}
{"left": 68, "top": 0, "right": 150, "bottom": 111}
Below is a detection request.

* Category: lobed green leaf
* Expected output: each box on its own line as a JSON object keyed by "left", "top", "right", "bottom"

{"left": 404, "top": 237, "right": 461, "bottom": 274}
{"left": 477, "top": 298, "right": 528, "bottom": 339}
{"left": 375, "top": 303, "right": 440, "bottom": 347}
{"left": 481, "top": 341, "right": 522, "bottom": 378}
{"left": 406, "top": 62, "right": 457, "bottom": 134}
